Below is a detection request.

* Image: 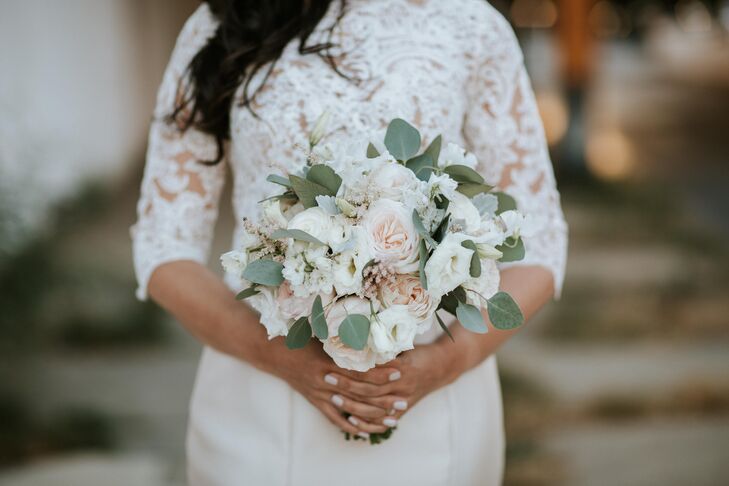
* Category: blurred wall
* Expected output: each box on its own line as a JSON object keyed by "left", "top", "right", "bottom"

{"left": 0, "top": 0, "right": 198, "bottom": 253}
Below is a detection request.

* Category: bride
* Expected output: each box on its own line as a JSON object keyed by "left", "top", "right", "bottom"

{"left": 132, "top": 0, "right": 567, "bottom": 484}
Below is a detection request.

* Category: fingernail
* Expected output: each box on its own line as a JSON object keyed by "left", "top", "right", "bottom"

{"left": 389, "top": 371, "right": 401, "bottom": 382}
{"left": 331, "top": 394, "right": 344, "bottom": 407}
{"left": 348, "top": 416, "right": 359, "bottom": 426}
{"left": 383, "top": 417, "right": 398, "bottom": 427}
{"left": 324, "top": 374, "right": 338, "bottom": 386}
{"left": 358, "top": 432, "right": 370, "bottom": 439}
{"left": 393, "top": 400, "right": 408, "bottom": 411}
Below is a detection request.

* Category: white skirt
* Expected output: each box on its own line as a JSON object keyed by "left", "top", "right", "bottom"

{"left": 185, "top": 338, "right": 505, "bottom": 486}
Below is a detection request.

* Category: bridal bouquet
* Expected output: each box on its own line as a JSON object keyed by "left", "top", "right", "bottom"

{"left": 222, "top": 117, "right": 531, "bottom": 372}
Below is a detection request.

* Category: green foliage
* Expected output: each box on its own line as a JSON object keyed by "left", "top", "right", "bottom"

{"left": 384, "top": 118, "right": 421, "bottom": 161}
{"left": 338, "top": 314, "right": 371, "bottom": 350}
{"left": 289, "top": 175, "right": 331, "bottom": 208}
{"left": 412, "top": 210, "right": 437, "bottom": 247}
{"left": 406, "top": 153, "right": 435, "bottom": 181}
{"left": 235, "top": 286, "right": 260, "bottom": 300}
{"left": 424, "top": 134, "right": 442, "bottom": 163}
{"left": 439, "top": 286, "right": 467, "bottom": 315}
{"left": 461, "top": 239, "right": 481, "bottom": 278}
{"left": 494, "top": 191, "right": 517, "bottom": 214}
{"left": 487, "top": 292, "right": 524, "bottom": 330}
{"left": 435, "top": 312, "right": 454, "bottom": 342}
{"left": 242, "top": 259, "right": 285, "bottom": 286}
{"left": 285, "top": 317, "right": 312, "bottom": 349}
{"left": 270, "top": 229, "right": 325, "bottom": 246}
{"left": 497, "top": 237, "right": 525, "bottom": 262}
{"left": 456, "top": 301, "right": 488, "bottom": 333}
{"left": 266, "top": 174, "right": 292, "bottom": 188}
{"left": 418, "top": 239, "right": 428, "bottom": 290}
{"left": 306, "top": 164, "right": 342, "bottom": 195}
{"left": 310, "top": 295, "right": 328, "bottom": 339}
{"left": 366, "top": 143, "right": 380, "bottom": 158}
{"left": 456, "top": 182, "right": 492, "bottom": 198}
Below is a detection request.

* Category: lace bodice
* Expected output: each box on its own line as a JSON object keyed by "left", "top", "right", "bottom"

{"left": 131, "top": 0, "right": 568, "bottom": 300}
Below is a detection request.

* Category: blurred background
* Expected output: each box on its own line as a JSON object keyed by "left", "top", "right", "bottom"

{"left": 0, "top": 0, "right": 728, "bottom": 484}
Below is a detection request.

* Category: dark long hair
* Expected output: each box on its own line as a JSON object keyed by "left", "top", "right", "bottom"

{"left": 171, "top": 0, "right": 347, "bottom": 164}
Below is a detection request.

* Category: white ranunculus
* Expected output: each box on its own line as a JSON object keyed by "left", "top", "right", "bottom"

{"left": 362, "top": 199, "right": 419, "bottom": 272}
{"left": 448, "top": 191, "right": 482, "bottom": 233}
{"left": 438, "top": 142, "right": 478, "bottom": 170}
{"left": 247, "top": 287, "right": 290, "bottom": 339}
{"left": 464, "top": 258, "right": 500, "bottom": 307}
{"left": 368, "top": 163, "right": 421, "bottom": 201}
{"left": 220, "top": 250, "right": 248, "bottom": 278}
{"left": 370, "top": 305, "right": 418, "bottom": 360}
{"left": 379, "top": 274, "right": 439, "bottom": 332}
{"left": 261, "top": 199, "right": 289, "bottom": 229}
{"left": 424, "top": 232, "right": 474, "bottom": 298}
{"left": 322, "top": 297, "right": 377, "bottom": 371}
{"left": 331, "top": 228, "right": 372, "bottom": 295}
{"left": 287, "top": 207, "right": 332, "bottom": 244}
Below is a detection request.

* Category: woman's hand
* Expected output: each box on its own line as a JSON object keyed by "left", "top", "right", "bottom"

{"left": 324, "top": 342, "right": 460, "bottom": 429}
{"left": 260, "top": 339, "right": 403, "bottom": 438}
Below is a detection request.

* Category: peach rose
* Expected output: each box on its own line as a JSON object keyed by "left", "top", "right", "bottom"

{"left": 362, "top": 199, "right": 419, "bottom": 272}
{"left": 379, "top": 274, "right": 439, "bottom": 332}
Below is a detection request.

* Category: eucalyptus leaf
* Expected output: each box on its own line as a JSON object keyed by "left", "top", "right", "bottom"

{"left": 424, "top": 134, "right": 442, "bottom": 164}
{"left": 472, "top": 193, "right": 498, "bottom": 217}
{"left": 257, "top": 192, "right": 298, "bottom": 204}
{"left": 444, "top": 164, "right": 485, "bottom": 184}
{"left": 241, "top": 259, "right": 285, "bottom": 286}
{"left": 439, "top": 287, "right": 467, "bottom": 315}
{"left": 266, "top": 174, "right": 292, "bottom": 188}
{"left": 456, "top": 182, "right": 493, "bottom": 198}
{"left": 310, "top": 295, "right": 328, "bottom": 339}
{"left": 270, "top": 229, "right": 325, "bottom": 246}
{"left": 289, "top": 175, "right": 331, "bottom": 208}
{"left": 235, "top": 286, "right": 260, "bottom": 300}
{"left": 435, "top": 194, "right": 450, "bottom": 211}
{"left": 456, "top": 301, "right": 488, "bottom": 334}
{"left": 285, "top": 317, "right": 312, "bottom": 349}
{"left": 366, "top": 143, "right": 380, "bottom": 158}
{"left": 338, "top": 314, "right": 371, "bottom": 350}
{"left": 412, "top": 210, "right": 437, "bottom": 247}
{"left": 384, "top": 118, "right": 421, "bottom": 161}
{"left": 494, "top": 191, "right": 517, "bottom": 214}
{"left": 486, "top": 291, "right": 524, "bottom": 330}
{"left": 418, "top": 239, "right": 428, "bottom": 290}
{"left": 435, "top": 312, "right": 454, "bottom": 342}
{"left": 432, "top": 213, "right": 450, "bottom": 243}
{"left": 306, "top": 164, "right": 342, "bottom": 195}
{"left": 315, "top": 195, "right": 341, "bottom": 215}
{"left": 461, "top": 239, "right": 481, "bottom": 278}
{"left": 405, "top": 153, "right": 435, "bottom": 181}
{"left": 496, "top": 237, "right": 525, "bottom": 262}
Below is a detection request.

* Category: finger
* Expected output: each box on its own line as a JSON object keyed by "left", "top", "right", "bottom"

{"left": 354, "top": 394, "right": 410, "bottom": 414}
{"left": 346, "top": 415, "right": 389, "bottom": 434}
{"left": 319, "top": 402, "right": 364, "bottom": 437}
{"left": 323, "top": 372, "right": 394, "bottom": 398}
{"left": 330, "top": 393, "right": 388, "bottom": 419}
{"left": 338, "top": 366, "right": 402, "bottom": 386}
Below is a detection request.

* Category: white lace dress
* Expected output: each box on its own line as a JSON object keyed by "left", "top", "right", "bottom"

{"left": 131, "top": 1, "right": 567, "bottom": 484}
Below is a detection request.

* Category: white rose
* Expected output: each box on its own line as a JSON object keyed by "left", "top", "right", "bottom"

{"left": 368, "top": 163, "right": 420, "bottom": 201}
{"left": 424, "top": 232, "right": 474, "bottom": 298}
{"left": 247, "top": 287, "right": 290, "bottom": 339}
{"left": 370, "top": 305, "right": 418, "bottom": 360}
{"left": 438, "top": 142, "right": 478, "bottom": 170}
{"left": 261, "top": 199, "right": 288, "bottom": 228}
{"left": 464, "top": 258, "right": 500, "bottom": 307}
{"left": 379, "top": 274, "right": 439, "bottom": 332}
{"left": 322, "top": 297, "right": 377, "bottom": 371}
{"left": 448, "top": 191, "right": 482, "bottom": 234}
{"left": 287, "top": 207, "right": 332, "bottom": 244}
{"left": 276, "top": 281, "right": 331, "bottom": 320}
{"left": 362, "top": 199, "right": 419, "bottom": 272}
{"left": 331, "top": 228, "right": 372, "bottom": 295}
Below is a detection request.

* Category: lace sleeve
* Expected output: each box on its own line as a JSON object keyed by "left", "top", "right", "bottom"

{"left": 131, "top": 4, "right": 224, "bottom": 300}
{"left": 463, "top": 10, "right": 568, "bottom": 296}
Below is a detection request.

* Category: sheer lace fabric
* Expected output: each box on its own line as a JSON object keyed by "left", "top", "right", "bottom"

{"left": 132, "top": 0, "right": 567, "bottom": 300}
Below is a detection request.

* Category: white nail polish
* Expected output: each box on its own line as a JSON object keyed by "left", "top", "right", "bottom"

{"left": 383, "top": 417, "right": 398, "bottom": 427}
{"left": 324, "top": 374, "right": 338, "bottom": 386}
{"left": 358, "top": 432, "right": 370, "bottom": 439}
{"left": 393, "top": 400, "right": 408, "bottom": 410}
{"left": 348, "top": 416, "right": 359, "bottom": 426}
{"left": 389, "top": 371, "right": 401, "bottom": 382}
{"left": 331, "top": 394, "right": 344, "bottom": 407}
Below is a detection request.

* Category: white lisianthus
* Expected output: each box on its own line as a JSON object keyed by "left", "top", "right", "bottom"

{"left": 448, "top": 191, "right": 482, "bottom": 233}
{"left": 499, "top": 210, "right": 538, "bottom": 239}
{"left": 368, "top": 163, "right": 421, "bottom": 201}
{"left": 247, "top": 287, "right": 290, "bottom": 339}
{"left": 362, "top": 199, "right": 419, "bottom": 272}
{"left": 438, "top": 142, "right": 478, "bottom": 170}
{"left": 424, "top": 232, "right": 474, "bottom": 298}
{"left": 370, "top": 305, "right": 419, "bottom": 360}
{"left": 322, "top": 297, "right": 377, "bottom": 371}
{"left": 379, "top": 274, "right": 439, "bottom": 332}
{"left": 473, "top": 219, "right": 507, "bottom": 247}
{"left": 261, "top": 199, "right": 289, "bottom": 228}
{"left": 287, "top": 207, "right": 332, "bottom": 244}
{"left": 463, "top": 258, "right": 500, "bottom": 307}
{"left": 331, "top": 228, "right": 372, "bottom": 295}
{"left": 426, "top": 172, "right": 458, "bottom": 201}
{"left": 220, "top": 250, "right": 248, "bottom": 279}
